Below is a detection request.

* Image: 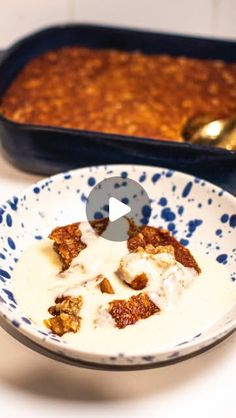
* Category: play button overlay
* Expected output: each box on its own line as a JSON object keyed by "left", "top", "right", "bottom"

{"left": 109, "top": 197, "right": 131, "bottom": 222}
{"left": 86, "top": 176, "right": 151, "bottom": 242}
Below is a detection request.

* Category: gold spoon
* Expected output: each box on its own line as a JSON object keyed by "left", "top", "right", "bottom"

{"left": 182, "top": 114, "right": 236, "bottom": 151}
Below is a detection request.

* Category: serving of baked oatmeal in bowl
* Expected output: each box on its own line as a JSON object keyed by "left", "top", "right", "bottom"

{"left": 0, "top": 164, "right": 235, "bottom": 369}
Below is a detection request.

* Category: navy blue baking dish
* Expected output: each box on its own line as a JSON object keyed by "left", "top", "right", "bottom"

{"left": 0, "top": 24, "right": 235, "bottom": 193}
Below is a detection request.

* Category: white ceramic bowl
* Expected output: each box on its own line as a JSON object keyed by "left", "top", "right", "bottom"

{"left": 0, "top": 165, "right": 235, "bottom": 370}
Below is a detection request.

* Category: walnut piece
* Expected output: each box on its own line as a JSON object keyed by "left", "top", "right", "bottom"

{"left": 44, "top": 295, "right": 83, "bottom": 336}
{"left": 143, "top": 244, "right": 175, "bottom": 255}
{"left": 99, "top": 278, "right": 115, "bottom": 294}
{"left": 129, "top": 273, "right": 148, "bottom": 290}
{"left": 44, "top": 314, "right": 81, "bottom": 337}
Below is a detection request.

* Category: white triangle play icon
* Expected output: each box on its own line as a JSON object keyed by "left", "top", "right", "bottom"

{"left": 108, "top": 197, "right": 131, "bottom": 222}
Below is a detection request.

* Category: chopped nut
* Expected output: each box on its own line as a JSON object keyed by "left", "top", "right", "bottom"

{"left": 129, "top": 273, "right": 148, "bottom": 290}
{"left": 48, "top": 295, "right": 83, "bottom": 317}
{"left": 44, "top": 314, "right": 81, "bottom": 336}
{"left": 144, "top": 244, "right": 174, "bottom": 255}
{"left": 100, "top": 278, "right": 115, "bottom": 294}
{"left": 45, "top": 295, "right": 83, "bottom": 336}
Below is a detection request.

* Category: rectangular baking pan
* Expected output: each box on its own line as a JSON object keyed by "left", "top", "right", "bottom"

{"left": 0, "top": 24, "right": 235, "bottom": 193}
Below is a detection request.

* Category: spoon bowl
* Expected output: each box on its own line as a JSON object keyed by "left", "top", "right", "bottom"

{"left": 182, "top": 114, "right": 236, "bottom": 150}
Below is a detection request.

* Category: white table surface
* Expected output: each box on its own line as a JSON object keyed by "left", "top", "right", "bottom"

{"left": 0, "top": 152, "right": 235, "bottom": 418}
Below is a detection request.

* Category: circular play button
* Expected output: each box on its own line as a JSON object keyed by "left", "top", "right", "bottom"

{"left": 86, "top": 176, "right": 151, "bottom": 242}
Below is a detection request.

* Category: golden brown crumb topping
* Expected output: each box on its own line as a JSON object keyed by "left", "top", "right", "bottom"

{"left": 2, "top": 46, "right": 236, "bottom": 141}
{"left": 108, "top": 293, "right": 159, "bottom": 329}
{"left": 50, "top": 218, "right": 200, "bottom": 274}
{"left": 44, "top": 295, "right": 83, "bottom": 336}
{"left": 128, "top": 225, "right": 201, "bottom": 273}
{"left": 49, "top": 222, "right": 86, "bottom": 270}
{"left": 49, "top": 218, "right": 108, "bottom": 270}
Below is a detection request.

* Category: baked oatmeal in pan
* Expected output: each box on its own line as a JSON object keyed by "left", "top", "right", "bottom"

{"left": 2, "top": 46, "right": 236, "bottom": 141}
